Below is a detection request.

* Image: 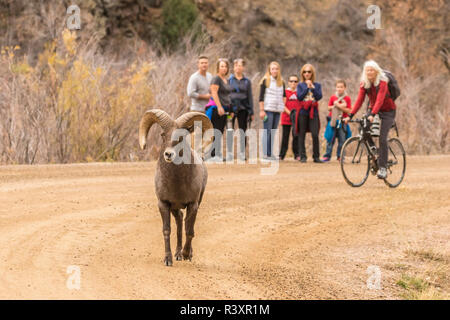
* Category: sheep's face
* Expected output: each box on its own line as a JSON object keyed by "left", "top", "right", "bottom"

{"left": 161, "top": 130, "right": 186, "bottom": 163}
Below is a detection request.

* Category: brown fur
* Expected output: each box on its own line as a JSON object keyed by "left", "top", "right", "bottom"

{"left": 139, "top": 109, "right": 212, "bottom": 266}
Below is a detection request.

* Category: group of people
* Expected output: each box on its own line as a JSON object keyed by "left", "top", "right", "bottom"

{"left": 187, "top": 56, "right": 397, "bottom": 179}
{"left": 187, "top": 56, "right": 254, "bottom": 158}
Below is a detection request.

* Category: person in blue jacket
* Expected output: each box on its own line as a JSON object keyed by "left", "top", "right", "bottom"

{"left": 296, "top": 64, "right": 323, "bottom": 163}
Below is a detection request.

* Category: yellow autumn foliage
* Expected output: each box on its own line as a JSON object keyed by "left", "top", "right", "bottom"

{"left": 0, "top": 29, "right": 154, "bottom": 163}
{"left": 54, "top": 32, "right": 154, "bottom": 161}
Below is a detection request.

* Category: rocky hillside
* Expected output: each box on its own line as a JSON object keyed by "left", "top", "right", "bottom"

{"left": 1, "top": 0, "right": 448, "bottom": 73}
{"left": 196, "top": 0, "right": 372, "bottom": 67}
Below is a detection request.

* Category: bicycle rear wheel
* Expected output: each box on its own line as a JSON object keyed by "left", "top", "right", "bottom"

{"left": 384, "top": 137, "right": 406, "bottom": 188}
{"left": 340, "top": 137, "right": 370, "bottom": 187}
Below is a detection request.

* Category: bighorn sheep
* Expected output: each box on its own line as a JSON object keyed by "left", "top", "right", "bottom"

{"left": 139, "top": 109, "right": 212, "bottom": 266}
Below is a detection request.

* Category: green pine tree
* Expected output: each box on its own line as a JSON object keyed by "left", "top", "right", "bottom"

{"left": 160, "top": 0, "right": 199, "bottom": 51}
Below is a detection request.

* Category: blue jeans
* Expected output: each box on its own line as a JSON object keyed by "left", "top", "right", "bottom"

{"left": 262, "top": 111, "right": 280, "bottom": 157}
{"left": 324, "top": 124, "right": 346, "bottom": 158}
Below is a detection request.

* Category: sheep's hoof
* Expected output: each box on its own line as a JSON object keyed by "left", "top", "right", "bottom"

{"left": 175, "top": 251, "right": 183, "bottom": 261}
{"left": 164, "top": 256, "right": 173, "bottom": 266}
{"left": 182, "top": 248, "right": 193, "bottom": 261}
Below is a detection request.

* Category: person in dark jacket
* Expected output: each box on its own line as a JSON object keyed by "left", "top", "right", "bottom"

{"left": 229, "top": 59, "right": 254, "bottom": 159}
{"left": 296, "top": 64, "right": 323, "bottom": 163}
{"left": 344, "top": 60, "right": 397, "bottom": 179}
{"left": 230, "top": 59, "right": 254, "bottom": 130}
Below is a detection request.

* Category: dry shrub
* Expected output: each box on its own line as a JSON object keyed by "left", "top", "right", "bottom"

{"left": 0, "top": 29, "right": 153, "bottom": 163}
{"left": 0, "top": 28, "right": 232, "bottom": 164}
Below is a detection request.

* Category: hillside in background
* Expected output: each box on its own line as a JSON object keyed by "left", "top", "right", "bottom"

{"left": 0, "top": 0, "right": 449, "bottom": 163}
{"left": 1, "top": 0, "right": 448, "bottom": 70}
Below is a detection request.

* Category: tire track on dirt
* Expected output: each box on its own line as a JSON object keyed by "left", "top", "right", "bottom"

{"left": 0, "top": 156, "right": 448, "bottom": 299}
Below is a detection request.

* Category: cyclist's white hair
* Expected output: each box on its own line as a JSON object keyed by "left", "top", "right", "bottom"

{"left": 361, "top": 60, "right": 388, "bottom": 89}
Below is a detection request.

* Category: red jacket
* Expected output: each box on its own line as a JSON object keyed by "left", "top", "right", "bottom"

{"left": 328, "top": 95, "right": 351, "bottom": 118}
{"left": 281, "top": 89, "right": 302, "bottom": 125}
{"left": 351, "top": 80, "right": 396, "bottom": 115}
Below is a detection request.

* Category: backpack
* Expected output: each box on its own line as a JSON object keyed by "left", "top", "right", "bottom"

{"left": 367, "top": 70, "right": 401, "bottom": 101}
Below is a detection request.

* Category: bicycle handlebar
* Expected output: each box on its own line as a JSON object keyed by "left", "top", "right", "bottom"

{"left": 339, "top": 115, "right": 367, "bottom": 123}
{"left": 348, "top": 116, "right": 372, "bottom": 124}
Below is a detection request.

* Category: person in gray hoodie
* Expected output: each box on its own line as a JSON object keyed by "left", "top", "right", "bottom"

{"left": 187, "top": 55, "right": 213, "bottom": 112}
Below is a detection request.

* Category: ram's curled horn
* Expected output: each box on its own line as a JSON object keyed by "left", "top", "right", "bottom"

{"left": 139, "top": 109, "right": 174, "bottom": 150}
{"left": 175, "top": 112, "right": 214, "bottom": 152}
{"left": 175, "top": 112, "right": 212, "bottom": 132}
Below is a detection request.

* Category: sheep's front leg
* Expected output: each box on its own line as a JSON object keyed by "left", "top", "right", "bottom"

{"left": 182, "top": 202, "right": 198, "bottom": 261}
{"left": 158, "top": 200, "right": 172, "bottom": 266}
{"left": 171, "top": 209, "right": 183, "bottom": 261}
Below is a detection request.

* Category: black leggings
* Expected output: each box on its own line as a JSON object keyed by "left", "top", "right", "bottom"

{"left": 232, "top": 110, "right": 250, "bottom": 156}
{"left": 279, "top": 124, "right": 299, "bottom": 159}
{"left": 233, "top": 110, "right": 249, "bottom": 132}
{"left": 211, "top": 107, "right": 227, "bottom": 132}
{"left": 210, "top": 107, "right": 227, "bottom": 158}
{"left": 298, "top": 113, "right": 320, "bottom": 160}
{"left": 378, "top": 110, "right": 396, "bottom": 168}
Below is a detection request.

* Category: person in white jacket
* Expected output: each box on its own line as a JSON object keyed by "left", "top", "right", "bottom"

{"left": 258, "top": 61, "right": 288, "bottom": 159}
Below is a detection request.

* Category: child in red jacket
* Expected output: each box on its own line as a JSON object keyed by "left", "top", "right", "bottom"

{"left": 322, "top": 79, "right": 352, "bottom": 161}
{"left": 279, "top": 75, "right": 301, "bottom": 160}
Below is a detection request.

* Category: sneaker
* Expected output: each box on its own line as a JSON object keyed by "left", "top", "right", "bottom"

{"left": 300, "top": 158, "right": 307, "bottom": 163}
{"left": 313, "top": 158, "right": 323, "bottom": 163}
{"left": 295, "top": 156, "right": 301, "bottom": 161}
{"left": 377, "top": 167, "right": 387, "bottom": 179}
{"left": 337, "top": 156, "right": 341, "bottom": 161}
{"left": 268, "top": 155, "right": 279, "bottom": 161}
{"left": 321, "top": 157, "right": 330, "bottom": 162}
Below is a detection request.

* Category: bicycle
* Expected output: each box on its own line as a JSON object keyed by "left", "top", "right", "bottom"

{"left": 340, "top": 116, "right": 406, "bottom": 188}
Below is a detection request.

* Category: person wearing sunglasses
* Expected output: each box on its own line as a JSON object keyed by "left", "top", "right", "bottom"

{"left": 279, "top": 75, "right": 300, "bottom": 160}
{"left": 296, "top": 64, "right": 323, "bottom": 163}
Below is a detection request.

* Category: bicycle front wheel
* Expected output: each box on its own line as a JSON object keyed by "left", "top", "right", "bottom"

{"left": 384, "top": 137, "right": 406, "bottom": 188}
{"left": 340, "top": 137, "right": 370, "bottom": 187}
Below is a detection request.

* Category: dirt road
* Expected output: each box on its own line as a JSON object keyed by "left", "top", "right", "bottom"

{"left": 0, "top": 156, "right": 449, "bottom": 299}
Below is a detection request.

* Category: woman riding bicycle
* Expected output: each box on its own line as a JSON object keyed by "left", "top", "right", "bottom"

{"left": 343, "top": 60, "right": 396, "bottom": 179}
